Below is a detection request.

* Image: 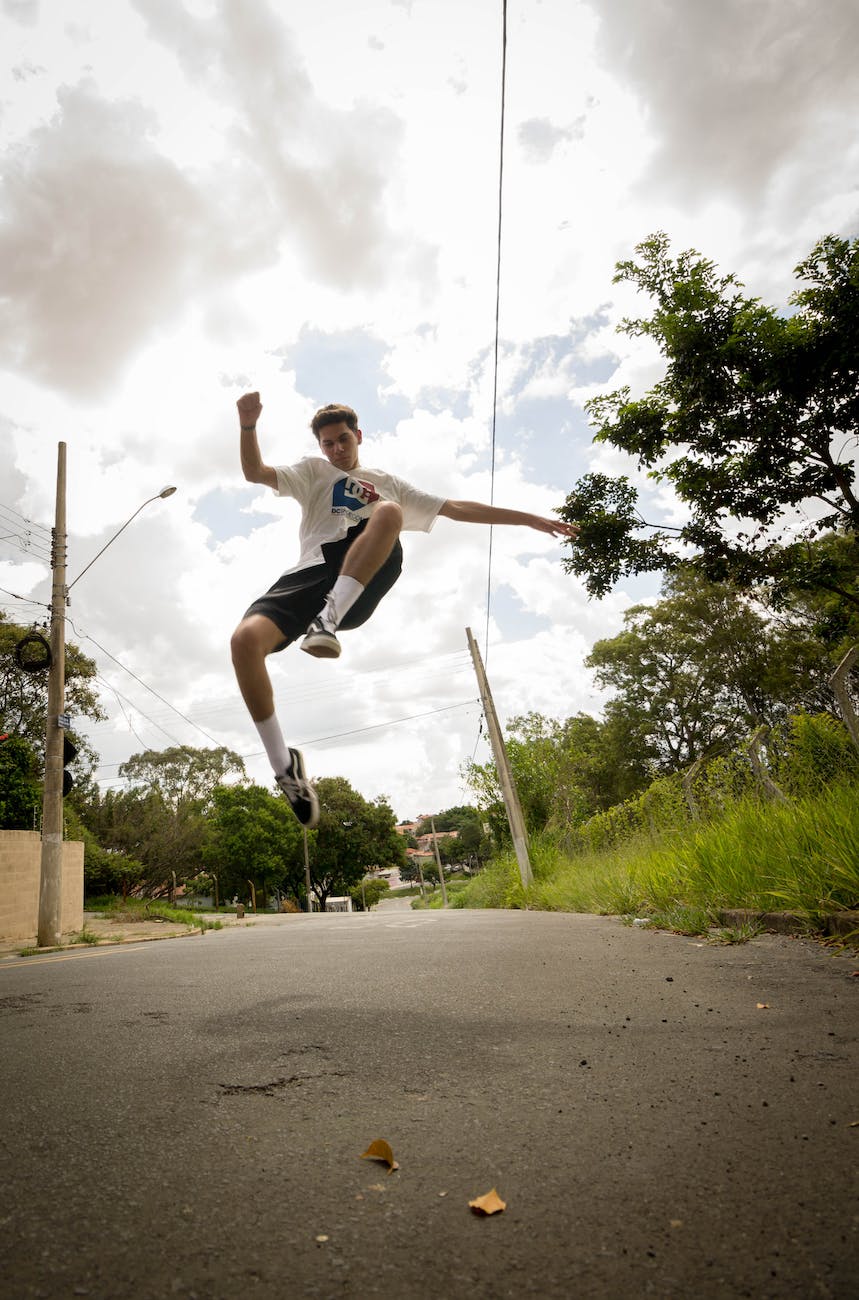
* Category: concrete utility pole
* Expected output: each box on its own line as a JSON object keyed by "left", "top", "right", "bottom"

{"left": 303, "top": 829, "right": 313, "bottom": 912}
{"left": 430, "top": 817, "right": 449, "bottom": 906}
{"left": 37, "top": 443, "right": 67, "bottom": 947}
{"left": 465, "top": 627, "right": 532, "bottom": 890}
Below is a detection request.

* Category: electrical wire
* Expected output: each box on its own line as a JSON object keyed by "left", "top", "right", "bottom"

{"left": 0, "top": 587, "right": 51, "bottom": 613}
{"left": 92, "top": 699, "right": 481, "bottom": 783}
{"left": 0, "top": 501, "right": 52, "bottom": 538}
{"left": 66, "top": 617, "right": 223, "bottom": 747}
{"left": 94, "top": 672, "right": 183, "bottom": 749}
{"left": 484, "top": 0, "right": 508, "bottom": 667}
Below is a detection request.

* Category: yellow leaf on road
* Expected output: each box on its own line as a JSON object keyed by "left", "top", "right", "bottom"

{"left": 469, "top": 1188, "right": 507, "bottom": 1216}
{"left": 360, "top": 1138, "right": 399, "bottom": 1173}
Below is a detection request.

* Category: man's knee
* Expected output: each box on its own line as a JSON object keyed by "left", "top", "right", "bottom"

{"left": 371, "top": 501, "right": 403, "bottom": 534}
{"left": 231, "top": 617, "right": 273, "bottom": 666}
{"left": 230, "top": 621, "right": 254, "bottom": 666}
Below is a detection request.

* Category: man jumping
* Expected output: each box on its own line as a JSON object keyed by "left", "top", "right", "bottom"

{"left": 230, "top": 391, "right": 577, "bottom": 828}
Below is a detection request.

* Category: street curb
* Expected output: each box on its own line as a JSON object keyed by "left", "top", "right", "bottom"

{"left": 716, "top": 908, "right": 859, "bottom": 939}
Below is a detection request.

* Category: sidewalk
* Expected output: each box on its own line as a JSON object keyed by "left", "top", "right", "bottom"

{"left": 0, "top": 910, "right": 246, "bottom": 958}
{"left": 0, "top": 900, "right": 422, "bottom": 958}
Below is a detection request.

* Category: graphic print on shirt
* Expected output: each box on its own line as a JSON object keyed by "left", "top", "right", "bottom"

{"left": 331, "top": 475, "right": 381, "bottom": 516}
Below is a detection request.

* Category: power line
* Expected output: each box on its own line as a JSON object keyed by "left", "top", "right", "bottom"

{"left": 300, "top": 698, "right": 480, "bottom": 749}
{"left": 66, "top": 617, "right": 223, "bottom": 747}
{"left": 0, "top": 501, "right": 52, "bottom": 537}
{"left": 484, "top": 0, "right": 508, "bottom": 666}
{"left": 93, "top": 701, "right": 480, "bottom": 779}
{"left": 0, "top": 586, "right": 51, "bottom": 611}
{"left": 94, "top": 672, "right": 184, "bottom": 749}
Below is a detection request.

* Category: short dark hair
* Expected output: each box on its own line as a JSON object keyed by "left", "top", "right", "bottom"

{"left": 311, "top": 404, "right": 359, "bottom": 438}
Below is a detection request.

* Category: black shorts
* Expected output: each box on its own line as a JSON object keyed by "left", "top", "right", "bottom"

{"left": 242, "top": 520, "right": 403, "bottom": 651}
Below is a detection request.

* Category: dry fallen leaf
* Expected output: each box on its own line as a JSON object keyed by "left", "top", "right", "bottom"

{"left": 469, "top": 1188, "right": 507, "bottom": 1216}
{"left": 360, "top": 1138, "right": 399, "bottom": 1173}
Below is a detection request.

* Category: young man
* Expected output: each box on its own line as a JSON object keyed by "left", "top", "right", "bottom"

{"left": 231, "top": 391, "right": 577, "bottom": 828}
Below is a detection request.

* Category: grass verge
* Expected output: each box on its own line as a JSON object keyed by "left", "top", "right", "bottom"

{"left": 86, "top": 896, "right": 223, "bottom": 933}
{"left": 453, "top": 781, "right": 859, "bottom": 941}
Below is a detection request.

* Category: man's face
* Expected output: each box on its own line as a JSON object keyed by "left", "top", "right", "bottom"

{"left": 317, "top": 421, "right": 362, "bottom": 471}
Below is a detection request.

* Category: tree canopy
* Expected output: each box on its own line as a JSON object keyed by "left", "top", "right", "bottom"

{"left": 559, "top": 233, "right": 859, "bottom": 606}
{"left": 201, "top": 782, "right": 305, "bottom": 907}
{"left": 81, "top": 745, "right": 246, "bottom": 895}
{"left": 119, "top": 745, "right": 246, "bottom": 809}
{"left": 587, "top": 567, "right": 831, "bottom": 771}
{"left": 0, "top": 614, "right": 104, "bottom": 793}
{"left": 308, "top": 777, "right": 405, "bottom": 908}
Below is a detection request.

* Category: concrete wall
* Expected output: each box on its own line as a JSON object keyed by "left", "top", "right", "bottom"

{"left": 0, "top": 830, "right": 84, "bottom": 941}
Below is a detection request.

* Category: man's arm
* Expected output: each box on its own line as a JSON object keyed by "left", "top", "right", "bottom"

{"left": 236, "top": 391, "right": 277, "bottom": 489}
{"left": 438, "top": 499, "right": 578, "bottom": 540}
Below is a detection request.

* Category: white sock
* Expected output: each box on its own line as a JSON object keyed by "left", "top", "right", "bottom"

{"left": 321, "top": 574, "right": 364, "bottom": 630}
{"left": 254, "top": 712, "right": 291, "bottom": 775}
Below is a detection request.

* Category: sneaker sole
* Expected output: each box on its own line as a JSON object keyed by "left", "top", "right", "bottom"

{"left": 300, "top": 636, "right": 341, "bottom": 660}
{"left": 284, "top": 748, "right": 320, "bottom": 829}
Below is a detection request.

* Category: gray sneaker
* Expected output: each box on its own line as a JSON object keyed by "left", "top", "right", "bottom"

{"left": 275, "top": 748, "right": 319, "bottom": 828}
{"left": 300, "top": 617, "right": 341, "bottom": 659}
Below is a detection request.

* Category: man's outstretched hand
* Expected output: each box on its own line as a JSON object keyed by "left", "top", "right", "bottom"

{"left": 531, "top": 516, "right": 579, "bottom": 540}
{"left": 237, "top": 391, "right": 262, "bottom": 427}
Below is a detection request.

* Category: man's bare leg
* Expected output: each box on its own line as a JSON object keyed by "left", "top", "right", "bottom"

{"left": 301, "top": 502, "right": 403, "bottom": 658}
{"left": 339, "top": 500, "right": 403, "bottom": 585}
{"left": 230, "top": 613, "right": 284, "bottom": 722}
{"left": 230, "top": 612, "right": 319, "bottom": 827}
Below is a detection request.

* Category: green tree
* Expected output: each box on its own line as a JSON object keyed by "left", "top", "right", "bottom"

{"left": 308, "top": 778, "right": 405, "bottom": 909}
{"left": 560, "top": 233, "right": 859, "bottom": 607}
{"left": 119, "top": 745, "right": 246, "bottom": 808}
{"left": 350, "top": 877, "right": 390, "bottom": 911}
{"left": 0, "top": 615, "right": 104, "bottom": 790}
{"left": 201, "top": 783, "right": 304, "bottom": 908}
{"left": 0, "top": 734, "right": 42, "bottom": 829}
{"left": 466, "top": 711, "right": 652, "bottom": 840}
{"left": 82, "top": 746, "right": 247, "bottom": 895}
{"left": 587, "top": 568, "right": 834, "bottom": 772}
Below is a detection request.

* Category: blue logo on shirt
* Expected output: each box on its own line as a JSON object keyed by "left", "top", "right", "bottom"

{"left": 331, "top": 476, "right": 380, "bottom": 515}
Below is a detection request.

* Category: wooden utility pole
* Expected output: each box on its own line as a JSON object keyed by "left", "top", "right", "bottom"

{"left": 37, "top": 443, "right": 67, "bottom": 947}
{"left": 465, "top": 627, "right": 532, "bottom": 889}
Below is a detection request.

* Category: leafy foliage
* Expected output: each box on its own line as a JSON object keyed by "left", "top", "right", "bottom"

{"left": 79, "top": 745, "right": 245, "bottom": 895}
{"left": 466, "top": 710, "right": 652, "bottom": 842}
{"left": 587, "top": 567, "right": 835, "bottom": 771}
{"left": 560, "top": 233, "right": 859, "bottom": 604}
{"left": 201, "top": 782, "right": 305, "bottom": 906}
{"left": 0, "top": 735, "right": 42, "bottom": 829}
{"left": 307, "top": 777, "right": 406, "bottom": 908}
{"left": 0, "top": 614, "right": 104, "bottom": 791}
{"left": 119, "top": 745, "right": 246, "bottom": 809}
{"left": 350, "top": 877, "right": 390, "bottom": 911}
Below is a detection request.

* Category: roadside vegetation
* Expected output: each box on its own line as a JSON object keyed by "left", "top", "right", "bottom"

{"left": 86, "top": 895, "right": 223, "bottom": 934}
{"left": 451, "top": 775, "right": 858, "bottom": 938}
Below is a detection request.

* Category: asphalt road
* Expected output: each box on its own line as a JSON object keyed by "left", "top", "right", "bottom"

{"left": 0, "top": 910, "right": 856, "bottom": 1299}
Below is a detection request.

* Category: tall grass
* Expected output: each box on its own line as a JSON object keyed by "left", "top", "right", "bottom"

{"left": 456, "top": 780, "right": 859, "bottom": 927}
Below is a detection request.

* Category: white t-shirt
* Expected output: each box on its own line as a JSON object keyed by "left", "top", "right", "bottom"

{"left": 274, "top": 456, "right": 446, "bottom": 575}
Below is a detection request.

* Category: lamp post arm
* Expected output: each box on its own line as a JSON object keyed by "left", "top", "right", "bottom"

{"left": 67, "top": 486, "right": 176, "bottom": 592}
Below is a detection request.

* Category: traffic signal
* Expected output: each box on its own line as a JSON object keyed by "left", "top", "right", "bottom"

{"left": 62, "top": 734, "right": 78, "bottom": 796}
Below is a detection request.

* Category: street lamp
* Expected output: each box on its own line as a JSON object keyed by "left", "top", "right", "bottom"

{"left": 67, "top": 485, "right": 177, "bottom": 592}
{"left": 37, "top": 457, "right": 177, "bottom": 947}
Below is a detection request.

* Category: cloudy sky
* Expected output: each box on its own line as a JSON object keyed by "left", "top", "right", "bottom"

{"left": 2, "top": 0, "right": 857, "bottom": 820}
